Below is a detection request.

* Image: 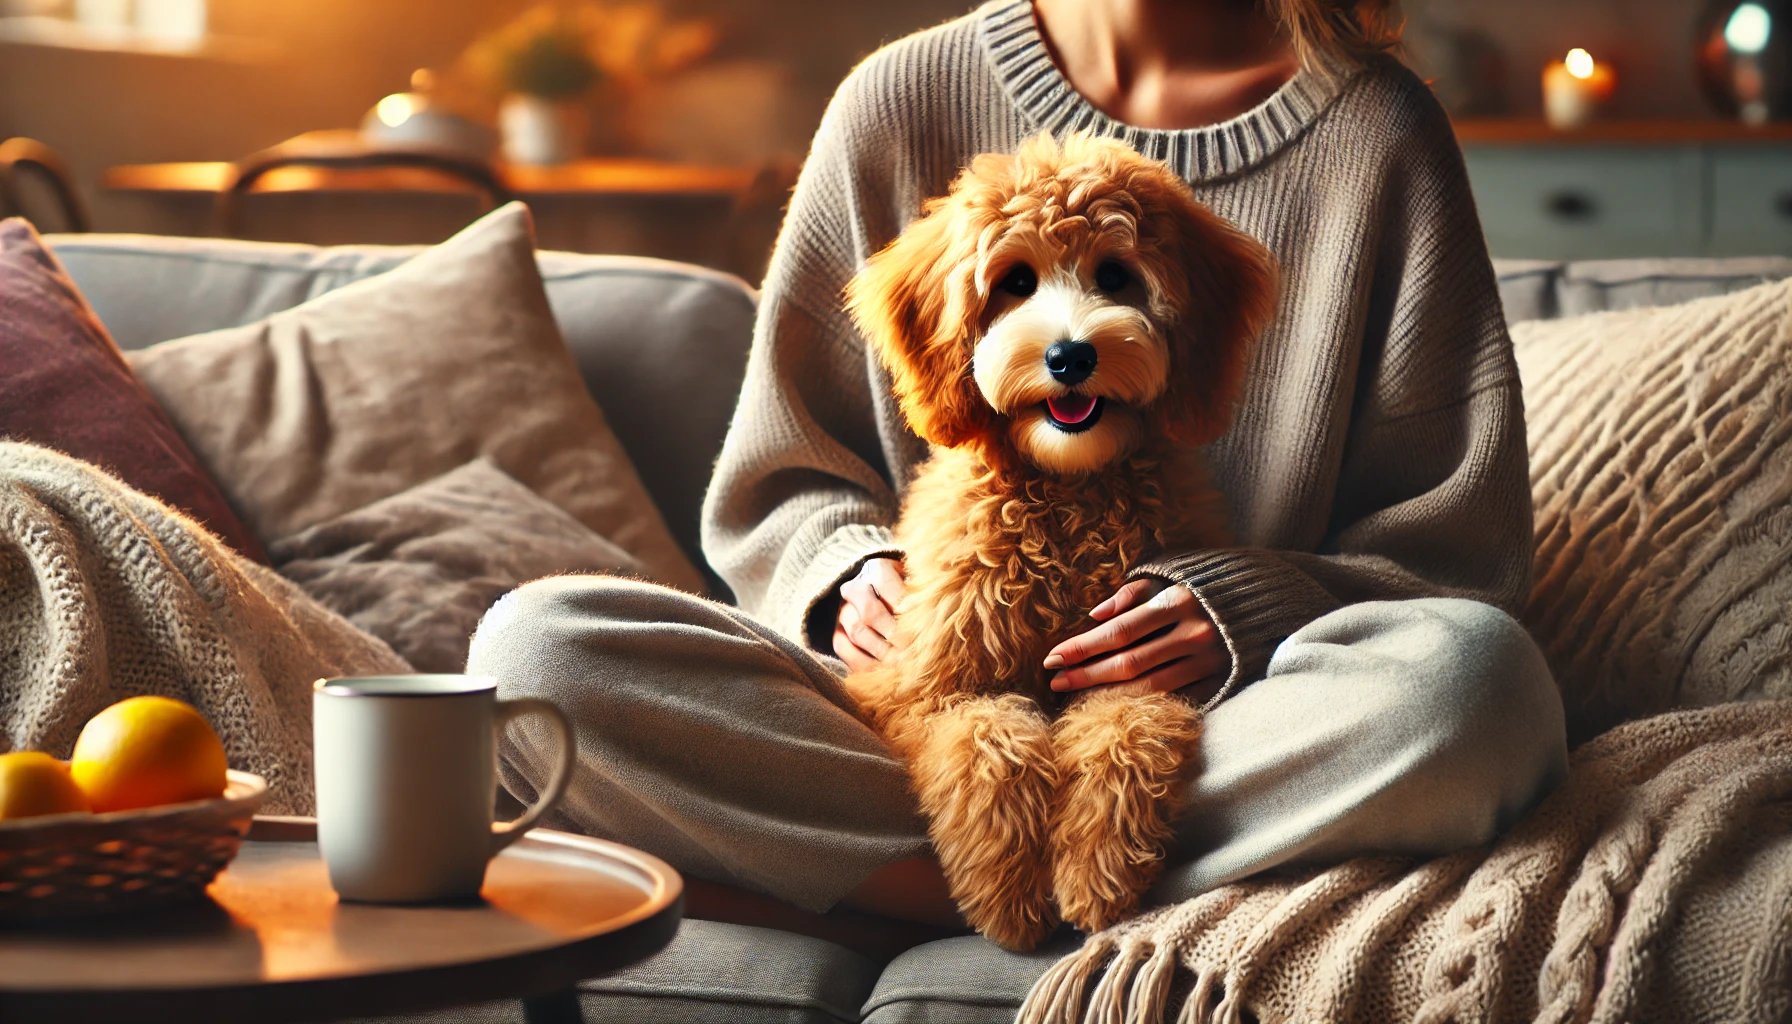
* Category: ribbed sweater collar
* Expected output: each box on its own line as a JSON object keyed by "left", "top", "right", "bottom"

{"left": 978, "top": 0, "right": 1350, "bottom": 182}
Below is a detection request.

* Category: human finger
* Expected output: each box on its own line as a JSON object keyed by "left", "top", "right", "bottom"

{"left": 1089, "top": 578, "right": 1162, "bottom": 621}
{"left": 1044, "top": 585, "right": 1196, "bottom": 669}
{"left": 833, "top": 623, "right": 880, "bottom": 672}
{"left": 862, "top": 557, "right": 908, "bottom": 604}
{"left": 839, "top": 599, "right": 893, "bottom": 660}
{"left": 1097, "top": 659, "right": 1224, "bottom": 698}
{"left": 1049, "top": 614, "right": 1221, "bottom": 691}
{"left": 843, "top": 559, "right": 904, "bottom": 642}
{"left": 840, "top": 577, "right": 880, "bottom": 634}
{"left": 858, "top": 566, "right": 904, "bottom": 642}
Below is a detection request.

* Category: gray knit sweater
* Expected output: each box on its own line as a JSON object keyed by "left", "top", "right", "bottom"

{"left": 699, "top": 0, "right": 1529, "bottom": 694}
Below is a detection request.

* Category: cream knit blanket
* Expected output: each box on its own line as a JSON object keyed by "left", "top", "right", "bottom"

{"left": 1017, "top": 697, "right": 1792, "bottom": 1024}
{"left": 0, "top": 443, "right": 409, "bottom": 814}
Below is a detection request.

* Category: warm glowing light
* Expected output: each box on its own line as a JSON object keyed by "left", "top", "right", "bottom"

{"left": 1726, "top": 3, "right": 1773, "bottom": 55}
{"left": 375, "top": 93, "right": 415, "bottom": 128}
{"left": 1544, "top": 47, "right": 1615, "bottom": 129}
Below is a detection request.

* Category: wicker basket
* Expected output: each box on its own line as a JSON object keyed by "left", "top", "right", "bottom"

{"left": 0, "top": 770, "right": 267, "bottom": 922}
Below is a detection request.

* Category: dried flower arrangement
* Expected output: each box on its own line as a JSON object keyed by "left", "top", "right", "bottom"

{"left": 430, "top": 2, "right": 717, "bottom": 163}
{"left": 462, "top": 1, "right": 717, "bottom": 100}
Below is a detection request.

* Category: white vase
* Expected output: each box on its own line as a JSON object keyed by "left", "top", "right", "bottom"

{"left": 75, "top": 0, "right": 132, "bottom": 31}
{"left": 135, "top": 0, "right": 206, "bottom": 42}
{"left": 499, "top": 95, "right": 588, "bottom": 166}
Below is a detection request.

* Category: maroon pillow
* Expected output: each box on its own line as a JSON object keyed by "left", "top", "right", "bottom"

{"left": 0, "top": 218, "right": 269, "bottom": 563}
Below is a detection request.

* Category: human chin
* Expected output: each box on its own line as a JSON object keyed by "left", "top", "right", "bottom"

{"left": 1006, "top": 402, "right": 1143, "bottom": 474}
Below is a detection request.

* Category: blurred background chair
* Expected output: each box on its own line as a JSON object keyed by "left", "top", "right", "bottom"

{"left": 213, "top": 131, "right": 511, "bottom": 239}
{"left": 0, "top": 137, "right": 90, "bottom": 233}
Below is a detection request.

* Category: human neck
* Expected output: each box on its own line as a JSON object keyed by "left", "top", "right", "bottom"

{"left": 1031, "top": 0, "right": 1300, "bottom": 130}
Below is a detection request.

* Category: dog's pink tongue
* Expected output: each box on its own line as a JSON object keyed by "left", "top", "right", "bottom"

{"left": 1047, "top": 394, "right": 1098, "bottom": 424}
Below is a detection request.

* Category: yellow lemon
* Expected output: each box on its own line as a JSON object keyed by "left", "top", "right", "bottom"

{"left": 0, "top": 751, "right": 91, "bottom": 820}
{"left": 70, "top": 697, "right": 228, "bottom": 813}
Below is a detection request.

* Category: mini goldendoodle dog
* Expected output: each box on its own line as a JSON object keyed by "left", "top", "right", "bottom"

{"left": 841, "top": 132, "right": 1277, "bottom": 951}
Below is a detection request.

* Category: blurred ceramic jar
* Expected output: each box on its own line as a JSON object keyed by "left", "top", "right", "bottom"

{"left": 499, "top": 95, "right": 588, "bottom": 166}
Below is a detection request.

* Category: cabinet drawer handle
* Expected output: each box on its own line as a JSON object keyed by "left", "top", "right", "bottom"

{"left": 1777, "top": 192, "right": 1792, "bottom": 220}
{"left": 1545, "top": 190, "right": 1597, "bottom": 221}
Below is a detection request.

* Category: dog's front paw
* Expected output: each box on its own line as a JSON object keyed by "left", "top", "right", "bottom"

{"left": 1050, "top": 691, "right": 1202, "bottom": 933}
{"left": 969, "top": 881, "right": 1058, "bottom": 951}
{"left": 1051, "top": 834, "right": 1145, "bottom": 934}
{"left": 907, "top": 694, "right": 1060, "bottom": 951}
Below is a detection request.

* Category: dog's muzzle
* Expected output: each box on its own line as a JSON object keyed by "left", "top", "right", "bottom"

{"left": 1042, "top": 340, "right": 1103, "bottom": 432}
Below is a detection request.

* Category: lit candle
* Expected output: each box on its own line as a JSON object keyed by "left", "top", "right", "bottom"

{"left": 1543, "top": 48, "right": 1617, "bottom": 130}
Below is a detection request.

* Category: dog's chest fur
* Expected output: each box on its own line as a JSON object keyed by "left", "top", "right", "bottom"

{"left": 891, "top": 444, "right": 1228, "bottom": 704}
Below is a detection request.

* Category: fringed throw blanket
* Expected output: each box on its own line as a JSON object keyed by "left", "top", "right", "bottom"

{"left": 1018, "top": 697, "right": 1792, "bottom": 1024}
{"left": 0, "top": 443, "right": 409, "bottom": 814}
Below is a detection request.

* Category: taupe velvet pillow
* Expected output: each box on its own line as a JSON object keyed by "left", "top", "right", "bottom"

{"left": 128, "top": 203, "right": 705, "bottom": 594}
{"left": 1516, "top": 277, "right": 1792, "bottom": 744}
{"left": 270, "top": 457, "right": 643, "bottom": 674}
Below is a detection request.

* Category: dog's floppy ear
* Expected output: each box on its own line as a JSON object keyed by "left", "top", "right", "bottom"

{"left": 1142, "top": 184, "right": 1279, "bottom": 449}
{"left": 844, "top": 200, "right": 988, "bottom": 448}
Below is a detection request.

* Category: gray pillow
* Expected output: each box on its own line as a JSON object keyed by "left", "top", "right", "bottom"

{"left": 127, "top": 202, "right": 705, "bottom": 596}
{"left": 270, "top": 457, "right": 642, "bottom": 674}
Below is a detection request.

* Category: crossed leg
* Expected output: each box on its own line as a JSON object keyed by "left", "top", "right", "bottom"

{"left": 1050, "top": 689, "right": 1203, "bottom": 933}
{"left": 474, "top": 581, "right": 1565, "bottom": 950}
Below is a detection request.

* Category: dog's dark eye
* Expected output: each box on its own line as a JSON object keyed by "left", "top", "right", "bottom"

{"left": 1095, "top": 261, "right": 1130, "bottom": 293}
{"left": 998, "top": 264, "right": 1038, "bottom": 298}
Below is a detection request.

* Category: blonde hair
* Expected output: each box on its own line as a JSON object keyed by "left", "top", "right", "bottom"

{"left": 1266, "top": 0, "right": 1401, "bottom": 75}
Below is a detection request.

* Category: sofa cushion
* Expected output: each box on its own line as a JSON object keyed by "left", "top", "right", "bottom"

{"left": 45, "top": 234, "right": 756, "bottom": 587}
{"left": 337, "top": 920, "right": 882, "bottom": 1024}
{"left": 1517, "top": 276, "right": 1792, "bottom": 743}
{"left": 859, "top": 932, "right": 1081, "bottom": 1024}
{"left": 1493, "top": 256, "right": 1792, "bottom": 324}
{"left": 1490, "top": 259, "right": 1560, "bottom": 326}
{"left": 122, "top": 203, "right": 704, "bottom": 595}
{"left": 579, "top": 919, "right": 882, "bottom": 1023}
{"left": 270, "top": 457, "right": 644, "bottom": 674}
{"left": 0, "top": 218, "right": 268, "bottom": 563}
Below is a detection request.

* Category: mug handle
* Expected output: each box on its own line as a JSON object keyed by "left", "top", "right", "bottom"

{"left": 490, "top": 697, "right": 576, "bottom": 855}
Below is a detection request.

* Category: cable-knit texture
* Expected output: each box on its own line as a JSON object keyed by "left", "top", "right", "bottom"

{"left": 700, "top": 0, "right": 1529, "bottom": 686}
{"left": 1516, "top": 277, "right": 1792, "bottom": 744}
{"left": 0, "top": 442, "right": 409, "bottom": 814}
{"left": 1014, "top": 698, "right": 1792, "bottom": 1024}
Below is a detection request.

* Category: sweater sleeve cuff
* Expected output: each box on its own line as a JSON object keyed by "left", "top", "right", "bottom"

{"left": 1131, "top": 549, "right": 1341, "bottom": 707}
{"left": 777, "top": 523, "right": 903, "bottom": 652}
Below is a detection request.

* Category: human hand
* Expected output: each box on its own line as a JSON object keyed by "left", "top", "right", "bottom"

{"left": 833, "top": 557, "right": 907, "bottom": 671}
{"left": 1044, "top": 579, "right": 1228, "bottom": 697}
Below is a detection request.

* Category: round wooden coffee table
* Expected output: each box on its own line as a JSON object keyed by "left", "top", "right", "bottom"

{"left": 0, "top": 817, "right": 683, "bottom": 1023}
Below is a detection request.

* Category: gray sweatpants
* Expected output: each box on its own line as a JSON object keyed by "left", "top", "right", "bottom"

{"left": 468, "top": 577, "right": 1568, "bottom": 914}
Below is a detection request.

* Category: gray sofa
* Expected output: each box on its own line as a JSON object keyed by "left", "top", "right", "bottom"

{"left": 43, "top": 232, "right": 1792, "bottom": 1024}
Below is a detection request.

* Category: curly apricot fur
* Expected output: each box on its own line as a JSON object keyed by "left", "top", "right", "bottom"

{"left": 843, "top": 133, "right": 1278, "bottom": 948}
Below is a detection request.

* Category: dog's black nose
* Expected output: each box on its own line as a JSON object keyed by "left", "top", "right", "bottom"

{"left": 1044, "top": 340, "right": 1097, "bottom": 386}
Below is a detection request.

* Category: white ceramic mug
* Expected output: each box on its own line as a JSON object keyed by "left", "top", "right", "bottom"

{"left": 313, "top": 674, "right": 575, "bottom": 903}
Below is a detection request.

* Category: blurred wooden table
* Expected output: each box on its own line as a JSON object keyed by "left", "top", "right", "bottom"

{"left": 100, "top": 148, "right": 783, "bottom": 279}
{"left": 0, "top": 817, "right": 684, "bottom": 1024}
{"left": 102, "top": 157, "right": 756, "bottom": 199}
